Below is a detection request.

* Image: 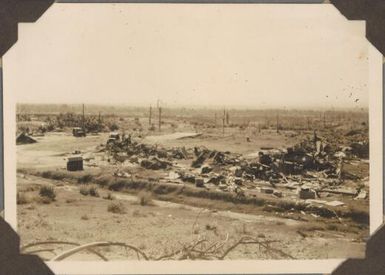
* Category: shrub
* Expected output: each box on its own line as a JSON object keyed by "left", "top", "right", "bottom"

{"left": 107, "top": 202, "right": 126, "bottom": 214}
{"left": 108, "top": 180, "right": 127, "bottom": 191}
{"left": 79, "top": 185, "right": 99, "bottom": 197}
{"left": 79, "top": 186, "right": 89, "bottom": 196}
{"left": 39, "top": 186, "right": 56, "bottom": 201}
{"left": 41, "top": 171, "right": 66, "bottom": 181}
{"left": 77, "top": 174, "right": 94, "bottom": 184}
{"left": 88, "top": 185, "right": 99, "bottom": 197}
{"left": 66, "top": 198, "right": 76, "bottom": 203}
{"left": 103, "top": 193, "right": 115, "bottom": 200}
{"left": 109, "top": 123, "right": 119, "bottom": 131}
{"left": 138, "top": 191, "right": 154, "bottom": 206}
{"left": 327, "top": 224, "right": 338, "bottom": 231}
{"left": 95, "top": 175, "right": 112, "bottom": 187}
{"left": 17, "top": 192, "right": 29, "bottom": 205}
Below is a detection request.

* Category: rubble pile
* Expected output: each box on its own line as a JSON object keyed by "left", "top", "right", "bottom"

{"left": 101, "top": 131, "right": 369, "bottom": 207}
{"left": 177, "top": 132, "right": 368, "bottom": 205}
{"left": 187, "top": 140, "right": 349, "bottom": 184}
{"left": 103, "top": 134, "right": 191, "bottom": 170}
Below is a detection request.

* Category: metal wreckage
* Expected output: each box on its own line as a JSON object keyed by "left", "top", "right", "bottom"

{"left": 101, "top": 130, "right": 369, "bottom": 207}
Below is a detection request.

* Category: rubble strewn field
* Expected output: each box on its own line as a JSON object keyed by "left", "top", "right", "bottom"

{"left": 16, "top": 106, "right": 369, "bottom": 260}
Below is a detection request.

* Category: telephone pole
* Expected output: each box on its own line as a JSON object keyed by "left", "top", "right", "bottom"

{"left": 222, "top": 117, "right": 225, "bottom": 136}
{"left": 276, "top": 113, "right": 279, "bottom": 133}
{"left": 82, "top": 104, "right": 85, "bottom": 131}
{"left": 222, "top": 108, "right": 226, "bottom": 135}
{"left": 149, "top": 105, "right": 152, "bottom": 125}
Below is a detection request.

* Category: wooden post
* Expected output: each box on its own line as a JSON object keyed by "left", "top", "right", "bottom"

{"left": 276, "top": 113, "right": 279, "bottom": 133}
{"left": 222, "top": 108, "right": 226, "bottom": 135}
{"left": 222, "top": 117, "right": 225, "bottom": 136}
{"left": 98, "top": 111, "right": 102, "bottom": 131}
{"left": 149, "top": 105, "right": 152, "bottom": 125}
{"left": 82, "top": 104, "right": 85, "bottom": 131}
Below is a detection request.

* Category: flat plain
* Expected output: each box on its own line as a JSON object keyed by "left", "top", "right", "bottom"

{"left": 16, "top": 104, "right": 369, "bottom": 261}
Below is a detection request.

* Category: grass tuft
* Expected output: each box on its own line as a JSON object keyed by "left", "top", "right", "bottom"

{"left": 103, "top": 193, "right": 115, "bottom": 200}
{"left": 77, "top": 174, "right": 94, "bottom": 184}
{"left": 39, "top": 185, "right": 56, "bottom": 201}
{"left": 88, "top": 185, "right": 99, "bottom": 197}
{"left": 79, "top": 185, "right": 99, "bottom": 197}
{"left": 40, "top": 170, "right": 67, "bottom": 181}
{"left": 79, "top": 186, "right": 90, "bottom": 196}
{"left": 17, "top": 192, "right": 30, "bottom": 205}
{"left": 138, "top": 191, "right": 154, "bottom": 206}
{"left": 107, "top": 202, "right": 126, "bottom": 214}
{"left": 81, "top": 214, "right": 89, "bottom": 220}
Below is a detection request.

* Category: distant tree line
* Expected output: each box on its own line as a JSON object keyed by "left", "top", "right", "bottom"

{"left": 42, "top": 112, "right": 119, "bottom": 133}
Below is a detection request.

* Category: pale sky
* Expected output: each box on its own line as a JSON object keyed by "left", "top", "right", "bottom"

{"left": 4, "top": 3, "right": 369, "bottom": 109}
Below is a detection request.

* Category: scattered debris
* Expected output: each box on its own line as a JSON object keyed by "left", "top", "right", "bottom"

{"left": 195, "top": 178, "right": 205, "bottom": 188}
{"left": 141, "top": 157, "right": 171, "bottom": 170}
{"left": 72, "top": 127, "right": 86, "bottom": 137}
{"left": 168, "top": 171, "right": 180, "bottom": 180}
{"left": 299, "top": 188, "right": 316, "bottom": 200}
{"left": 261, "top": 187, "right": 274, "bottom": 194}
{"left": 67, "top": 156, "right": 83, "bottom": 171}
{"left": 273, "top": 191, "right": 282, "bottom": 198}
{"left": 100, "top": 129, "right": 368, "bottom": 211}
{"left": 16, "top": 133, "right": 37, "bottom": 145}
{"left": 355, "top": 190, "right": 367, "bottom": 200}
{"left": 325, "top": 201, "right": 345, "bottom": 207}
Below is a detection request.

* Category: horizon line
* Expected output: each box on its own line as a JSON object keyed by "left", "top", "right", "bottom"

{"left": 16, "top": 102, "right": 368, "bottom": 112}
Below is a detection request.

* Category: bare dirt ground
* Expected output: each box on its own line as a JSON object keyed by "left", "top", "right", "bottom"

{"left": 17, "top": 175, "right": 364, "bottom": 261}
{"left": 16, "top": 131, "right": 368, "bottom": 261}
{"left": 143, "top": 130, "right": 302, "bottom": 155}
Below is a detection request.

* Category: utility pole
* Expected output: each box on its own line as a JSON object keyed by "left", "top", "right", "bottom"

{"left": 214, "top": 113, "right": 217, "bottom": 127}
{"left": 307, "top": 117, "right": 310, "bottom": 130}
{"left": 98, "top": 111, "right": 102, "bottom": 131}
{"left": 222, "top": 117, "right": 225, "bottom": 136}
{"left": 158, "top": 106, "right": 162, "bottom": 131}
{"left": 223, "top": 108, "right": 226, "bottom": 135}
{"left": 82, "top": 104, "right": 85, "bottom": 131}
{"left": 149, "top": 105, "right": 152, "bottom": 125}
{"left": 276, "top": 113, "right": 279, "bottom": 133}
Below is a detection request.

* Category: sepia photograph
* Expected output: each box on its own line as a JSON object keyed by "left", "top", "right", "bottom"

{"left": 2, "top": 2, "right": 383, "bottom": 274}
